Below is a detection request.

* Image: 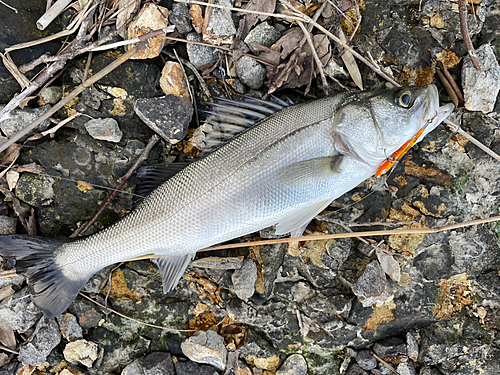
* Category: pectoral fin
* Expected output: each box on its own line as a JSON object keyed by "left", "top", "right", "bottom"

{"left": 152, "top": 253, "right": 196, "bottom": 293}
{"left": 277, "top": 155, "right": 344, "bottom": 188}
{"left": 275, "top": 199, "right": 333, "bottom": 237}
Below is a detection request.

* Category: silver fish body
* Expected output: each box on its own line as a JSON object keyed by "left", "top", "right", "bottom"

{"left": 0, "top": 84, "right": 454, "bottom": 317}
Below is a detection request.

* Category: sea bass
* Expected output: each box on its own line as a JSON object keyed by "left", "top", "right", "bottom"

{"left": 0, "top": 84, "right": 453, "bottom": 318}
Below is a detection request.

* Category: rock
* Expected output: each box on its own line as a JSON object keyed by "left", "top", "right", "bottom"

{"left": 143, "top": 352, "right": 175, "bottom": 374}
{"left": 462, "top": 43, "right": 500, "bottom": 113}
{"left": 231, "top": 259, "right": 257, "bottom": 300}
{"left": 181, "top": 330, "right": 227, "bottom": 371}
{"left": 39, "top": 86, "right": 63, "bottom": 105}
{"left": 63, "top": 339, "right": 99, "bottom": 368}
{"left": 324, "top": 57, "right": 349, "bottom": 80}
{"left": 406, "top": 332, "right": 418, "bottom": 362}
{"left": 189, "top": 4, "right": 203, "bottom": 33}
{"left": 68, "top": 298, "right": 104, "bottom": 330}
{"left": 235, "top": 56, "right": 266, "bottom": 89}
{"left": 202, "top": 0, "right": 236, "bottom": 45}
{"left": 84, "top": 118, "right": 123, "bottom": 143}
{"left": 121, "top": 358, "right": 145, "bottom": 375}
{"left": 160, "top": 62, "right": 190, "bottom": 101}
{"left": 169, "top": 3, "right": 192, "bottom": 34}
{"left": 186, "top": 33, "right": 218, "bottom": 68}
{"left": 14, "top": 173, "right": 54, "bottom": 207}
{"left": 134, "top": 95, "right": 193, "bottom": 144}
{"left": 57, "top": 313, "right": 83, "bottom": 341}
{"left": 244, "top": 22, "right": 281, "bottom": 54}
{"left": 99, "top": 335, "right": 151, "bottom": 374}
{"left": 355, "top": 349, "right": 377, "bottom": 371}
{"left": 373, "top": 337, "right": 408, "bottom": 364}
{"left": 175, "top": 360, "right": 221, "bottom": 375}
{"left": 276, "top": 354, "right": 307, "bottom": 375}
{"left": 396, "top": 361, "right": 416, "bottom": 375}
{"left": 351, "top": 260, "right": 394, "bottom": 307}
{"left": 0, "top": 289, "right": 40, "bottom": 332}
{"left": 128, "top": 3, "right": 169, "bottom": 60}
{"left": 18, "top": 317, "right": 61, "bottom": 366}
{"left": 0, "top": 105, "right": 52, "bottom": 141}
{"left": 0, "top": 215, "right": 16, "bottom": 234}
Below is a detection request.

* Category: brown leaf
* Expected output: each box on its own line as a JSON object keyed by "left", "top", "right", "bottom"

{"left": 236, "top": 0, "right": 276, "bottom": 40}
{"left": 186, "top": 311, "right": 217, "bottom": 334}
{"left": 274, "top": 28, "right": 304, "bottom": 60}
{"left": 26, "top": 207, "right": 37, "bottom": 236}
{"left": 116, "top": 0, "right": 140, "bottom": 38}
{"left": 337, "top": 28, "right": 363, "bottom": 89}
{"left": 0, "top": 317, "right": 16, "bottom": 350}
{"left": 16, "top": 163, "right": 45, "bottom": 174}
{"left": 0, "top": 143, "right": 22, "bottom": 167}
{"left": 219, "top": 317, "right": 247, "bottom": 348}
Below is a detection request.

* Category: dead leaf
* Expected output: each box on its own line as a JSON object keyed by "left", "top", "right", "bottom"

{"left": 274, "top": 27, "right": 303, "bottom": 59}
{"left": 220, "top": 316, "right": 247, "bottom": 348}
{"left": 189, "top": 4, "right": 203, "bottom": 33}
{"left": 186, "top": 311, "right": 218, "bottom": 334}
{"left": 302, "top": 34, "right": 331, "bottom": 66}
{"left": 116, "top": 0, "right": 140, "bottom": 38}
{"left": 338, "top": 28, "right": 363, "bottom": 89}
{"left": 0, "top": 143, "right": 22, "bottom": 168}
{"left": 16, "top": 163, "right": 45, "bottom": 174}
{"left": 101, "top": 268, "right": 140, "bottom": 302}
{"left": 0, "top": 317, "right": 16, "bottom": 350}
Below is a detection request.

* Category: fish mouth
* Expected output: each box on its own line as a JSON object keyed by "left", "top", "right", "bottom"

{"left": 418, "top": 85, "right": 454, "bottom": 138}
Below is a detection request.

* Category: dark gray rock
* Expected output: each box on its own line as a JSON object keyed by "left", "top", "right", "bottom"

{"left": 202, "top": 0, "right": 236, "bottom": 45}
{"left": 396, "top": 361, "right": 416, "bottom": 375}
{"left": 0, "top": 215, "right": 16, "bottom": 234}
{"left": 0, "top": 288, "right": 41, "bottom": 332}
{"left": 235, "top": 56, "right": 266, "bottom": 89}
{"left": 169, "top": 3, "right": 192, "bottom": 34}
{"left": 14, "top": 173, "right": 54, "bottom": 207}
{"left": 186, "top": 33, "right": 218, "bottom": 68}
{"left": 134, "top": 95, "right": 193, "bottom": 144}
{"left": 121, "top": 358, "right": 145, "bottom": 375}
{"left": 345, "top": 362, "right": 369, "bottom": 375}
{"left": 276, "top": 354, "right": 307, "bottom": 375}
{"left": 231, "top": 259, "right": 257, "bottom": 300}
{"left": 143, "top": 352, "right": 175, "bottom": 375}
{"left": 355, "top": 349, "right": 377, "bottom": 371}
{"left": 181, "top": 330, "right": 227, "bottom": 371}
{"left": 84, "top": 118, "right": 123, "bottom": 143}
{"left": 373, "top": 337, "right": 408, "bottom": 364}
{"left": 98, "top": 335, "right": 151, "bottom": 374}
{"left": 57, "top": 313, "right": 83, "bottom": 341}
{"left": 406, "top": 332, "right": 418, "bottom": 362}
{"left": 68, "top": 297, "right": 104, "bottom": 330}
{"left": 351, "top": 260, "right": 394, "bottom": 307}
{"left": 18, "top": 317, "right": 61, "bottom": 366}
{"left": 175, "top": 360, "right": 220, "bottom": 375}
{"left": 0, "top": 105, "right": 51, "bottom": 140}
{"left": 244, "top": 22, "right": 281, "bottom": 54}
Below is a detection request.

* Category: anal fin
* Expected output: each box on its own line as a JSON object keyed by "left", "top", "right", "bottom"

{"left": 153, "top": 253, "right": 196, "bottom": 293}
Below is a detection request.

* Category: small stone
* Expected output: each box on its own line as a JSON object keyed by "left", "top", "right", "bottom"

{"left": 68, "top": 300, "right": 103, "bottom": 330}
{"left": 57, "top": 313, "right": 83, "bottom": 341}
{"left": 396, "top": 361, "right": 417, "bottom": 375}
{"left": 63, "top": 339, "right": 99, "bottom": 368}
{"left": 0, "top": 215, "right": 16, "bottom": 235}
{"left": 160, "top": 62, "right": 190, "bottom": 102}
{"left": 373, "top": 337, "right": 408, "bottom": 364}
{"left": 18, "top": 317, "right": 61, "bottom": 366}
{"left": 0, "top": 105, "right": 51, "bottom": 141}
{"left": 0, "top": 289, "right": 40, "bottom": 332}
{"left": 186, "top": 33, "right": 218, "bottom": 68}
{"left": 462, "top": 43, "right": 500, "bottom": 113}
{"left": 244, "top": 22, "right": 281, "bottom": 54}
{"left": 351, "top": 260, "right": 394, "bottom": 307}
{"left": 346, "top": 363, "right": 369, "bottom": 375}
{"left": 355, "top": 349, "right": 377, "bottom": 371}
{"left": 84, "top": 118, "right": 123, "bottom": 143}
{"left": 202, "top": 0, "right": 236, "bottom": 45}
{"left": 175, "top": 360, "right": 221, "bottom": 375}
{"left": 324, "top": 57, "right": 349, "bottom": 80}
{"left": 143, "top": 352, "right": 175, "bottom": 374}
{"left": 181, "top": 330, "right": 227, "bottom": 371}
{"left": 276, "top": 354, "right": 307, "bottom": 375}
{"left": 15, "top": 173, "right": 54, "bottom": 207}
{"left": 39, "top": 86, "right": 63, "bottom": 105}
{"left": 406, "top": 332, "right": 419, "bottom": 362}
{"left": 231, "top": 259, "right": 257, "bottom": 300}
{"left": 169, "top": 3, "right": 192, "bottom": 34}
{"left": 235, "top": 56, "right": 266, "bottom": 89}
{"left": 190, "top": 5, "right": 203, "bottom": 33}
{"left": 134, "top": 95, "right": 193, "bottom": 144}
{"left": 121, "top": 359, "right": 145, "bottom": 375}
{"left": 128, "top": 3, "right": 169, "bottom": 59}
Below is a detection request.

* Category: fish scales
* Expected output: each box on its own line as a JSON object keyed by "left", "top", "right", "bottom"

{"left": 0, "top": 85, "right": 454, "bottom": 317}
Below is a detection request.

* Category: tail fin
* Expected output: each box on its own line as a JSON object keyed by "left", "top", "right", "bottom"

{"left": 0, "top": 235, "right": 88, "bottom": 318}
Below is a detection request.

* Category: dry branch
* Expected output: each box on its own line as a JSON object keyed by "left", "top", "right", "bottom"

{"left": 458, "top": 0, "right": 483, "bottom": 73}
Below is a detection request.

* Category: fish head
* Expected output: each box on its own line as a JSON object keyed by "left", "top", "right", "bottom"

{"left": 334, "top": 84, "right": 454, "bottom": 173}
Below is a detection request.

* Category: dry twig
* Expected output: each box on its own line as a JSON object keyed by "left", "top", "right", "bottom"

{"left": 0, "top": 0, "right": 17, "bottom": 13}
{"left": 436, "top": 60, "right": 464, "bottom": 108}
{"left": 458, "top": 0, "right": 483, "bottom": 73}
{"left": 297, "top": 21, "right": 328, "bottom": 94}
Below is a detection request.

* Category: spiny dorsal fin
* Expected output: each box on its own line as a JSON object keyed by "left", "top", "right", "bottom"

{"left": 190, "top": 95, "right": 291, "bottom": 153}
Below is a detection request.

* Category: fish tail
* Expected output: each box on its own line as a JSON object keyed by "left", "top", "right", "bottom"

{"left": 0, "top": 235, "right": 87, "bottom": 318}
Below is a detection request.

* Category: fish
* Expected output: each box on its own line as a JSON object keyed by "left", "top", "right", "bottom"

{"left": 0, "top": 84, "right": 454, "bottom": 318}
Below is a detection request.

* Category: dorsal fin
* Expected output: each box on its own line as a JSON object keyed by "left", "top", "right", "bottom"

{"left": 190, "top": 95, "right": 291, "bottom": 153}
{"left": 132, "top": 163, "right": 189, "bottom": 208}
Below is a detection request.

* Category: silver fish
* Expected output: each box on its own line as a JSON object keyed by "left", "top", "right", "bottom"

{"left": 0, "top": 84, "right": 454, "bottom": 317}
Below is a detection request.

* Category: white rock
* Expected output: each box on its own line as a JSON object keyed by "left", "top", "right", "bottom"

{"left": 63, "top": 339, "right": 99, "bottom": 368}
{"left": 181, "top": 330, "right": 227, "bottom": 370}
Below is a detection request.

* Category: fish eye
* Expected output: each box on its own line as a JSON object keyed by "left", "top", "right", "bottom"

{"left": 394, "top": 90, "right": 413, "bottom": 108}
